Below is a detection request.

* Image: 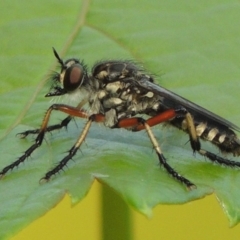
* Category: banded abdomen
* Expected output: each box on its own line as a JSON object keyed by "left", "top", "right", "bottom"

{"left": 170, "top": 116, "right": 240, "bottom": 156}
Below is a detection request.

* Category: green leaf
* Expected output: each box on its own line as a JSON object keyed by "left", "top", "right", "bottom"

{"left": 1, "top": 0, "right": 240, "bottom": 238}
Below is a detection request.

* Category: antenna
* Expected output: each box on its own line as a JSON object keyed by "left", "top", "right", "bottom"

{"left": 52, "top": 47, "right": 64, "bottom": 66}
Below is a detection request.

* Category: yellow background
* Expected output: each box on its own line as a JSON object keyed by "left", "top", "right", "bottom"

{"left": 12, "top": 181, "right": 240, "bottom": 240}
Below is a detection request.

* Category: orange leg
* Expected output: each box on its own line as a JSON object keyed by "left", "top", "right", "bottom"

{"left": 115, "top": 109, "right": 176, "bottom": 131}
{"left": 116, "top": 108, "right": 200, "bottom": 152}
{"left": 113, "top": 109, "right": 196, "bottom": 189}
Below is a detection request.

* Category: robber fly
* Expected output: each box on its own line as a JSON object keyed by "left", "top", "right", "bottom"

{"left": 1, "top": 48, "right": 240, "bottom": 189}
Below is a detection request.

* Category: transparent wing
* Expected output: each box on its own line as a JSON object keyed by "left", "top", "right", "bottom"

{"left": 138, "top": 79, "right": 240, "bottom": 131}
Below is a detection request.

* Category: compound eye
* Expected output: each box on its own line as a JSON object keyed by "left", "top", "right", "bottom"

{"left": 63, "top": 64, "right": 84, "bottom": 91}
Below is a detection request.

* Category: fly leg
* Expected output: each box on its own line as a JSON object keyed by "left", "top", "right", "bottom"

{"left": 114, "top": 108, "right": 196, "bottom": 190}
{"left": 18, "top": 100, "right": 87, "bottom": 138}
{"left": 0, "top": 104, "right": 89, "bottom": 178}
{"left": 40, "top": 113, "right": 105, "bottom": 181}
{"left": 40, "top": 118, "right": 92, "bottom": 182}
{"left": 18, "top": 116, "right": 73, "bottom": 138}
{"left": 198, "top": 149, "right": 240, "bottom": 167}
{"left": 144, "top": 120, "right": 196, "bottom": 190}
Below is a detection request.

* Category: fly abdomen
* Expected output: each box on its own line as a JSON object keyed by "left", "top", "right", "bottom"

{"left": 171, "top": 117, "right": 240, "bottom": 156}
{"left": 199, "top": 123, "right": 240, "bottom": 156}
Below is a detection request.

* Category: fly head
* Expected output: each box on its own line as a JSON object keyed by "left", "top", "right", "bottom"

{"left": 46, "top": 48, "right": 88, "bottom": 97}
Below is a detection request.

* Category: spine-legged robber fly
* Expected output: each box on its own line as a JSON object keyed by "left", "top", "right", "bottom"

{"left": 1, "top": 48, "right": 240, "bottom": 189}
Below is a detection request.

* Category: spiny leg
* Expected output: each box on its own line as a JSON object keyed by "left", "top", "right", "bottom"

{"left": 40, "top": 118, "right": 92, "bottom": 182}
{"left": 0, "top": 104, "right": 88, "bottom": 178}
{"left": 0, "top": 131, "right": 45, "bottom": 178}
{"left": 198, "top": 149, "right": 240, "bottom": 167}
{"left": 143, "top": 121, "right": 196, "bottom": 190}
{"left": 40, "top": 113, "right": 105, "bottom": 181}
{"left": 114, "top": 111, "right": 196, "bottom": 189}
